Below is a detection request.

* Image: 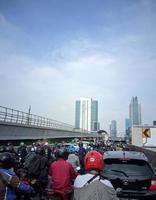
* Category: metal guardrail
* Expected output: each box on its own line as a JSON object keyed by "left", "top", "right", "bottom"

{"left": 144, "top": 146, "right": 156, "bottom": 152}
{"left": 0, "top": 106, "right": 76, "bottom": 131}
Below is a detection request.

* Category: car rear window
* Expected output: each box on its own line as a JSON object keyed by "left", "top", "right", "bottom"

{"left": 104, "top": 159, "right": 153, "bottom": 176}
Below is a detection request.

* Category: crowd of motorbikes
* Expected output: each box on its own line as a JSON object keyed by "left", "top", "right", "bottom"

{"left": 0, "top": 142, "right": 70, "bottom": 200}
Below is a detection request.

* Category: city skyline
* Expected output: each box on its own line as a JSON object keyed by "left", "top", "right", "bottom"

{"left": 0, "top": 0, "right": 156, "bottom": 132}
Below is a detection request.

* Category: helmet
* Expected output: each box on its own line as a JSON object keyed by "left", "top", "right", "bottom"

{"left": 55, "top": 149, "right": 68, "bottom": 159}
{"left": 0, "top": 152, "right": 14, "bottom": 169}
{"left": 68, "top": 146, "right": 76, "bottom": 153}
{"left": 20, "top": 142, "right": 25, "bottom": 147}
{"left": 84, "top": 150, "right": 104, "bottom": 171}
{"left": 6, "top": 145, "right": 15, "bottom": 153}
{"left": 0, "top": 145, "right": 7, "bottom": 153}
{"left": 36, "top": 147, "right": 45, "bottom": 155}
{"left": 7, "top": 142, "right": 13, "bottom": 146}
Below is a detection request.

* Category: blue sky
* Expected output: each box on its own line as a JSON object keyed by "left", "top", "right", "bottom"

{"left": 0, "top": 0, "right": 156, "bottom": 134}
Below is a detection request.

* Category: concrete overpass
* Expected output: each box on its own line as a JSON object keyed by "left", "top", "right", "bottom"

{"left": 0, "top": 121, "right": 100, "bottom": 140}
{"left": 0, "top": 106, "right": 100, "bottom": 141}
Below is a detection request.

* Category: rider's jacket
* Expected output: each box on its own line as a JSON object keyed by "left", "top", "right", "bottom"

{"left": 0, "top": 168, "right": 32, "bottom": 200}
{"left": 49, "top": 158, "right": 77, "bottom": 193}
{"left": 74, "top": 176, "right": 119, "bottom": 200}
{"left": 74, "top": 173, "right": 119, "bottom": 200}
{"left": 67, "top": 153, "right": 80, "bottom": 170}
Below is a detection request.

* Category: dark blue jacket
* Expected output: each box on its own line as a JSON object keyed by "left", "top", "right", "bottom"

{"left": 78, "top": 147, "right": 86, "bottom": 157}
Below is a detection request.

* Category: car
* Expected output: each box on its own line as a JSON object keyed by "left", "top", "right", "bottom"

{"left": 102, "top": 151, "right": 156, "bottom": 200}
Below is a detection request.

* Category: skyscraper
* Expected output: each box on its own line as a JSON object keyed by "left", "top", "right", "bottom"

{"left": 75, "top": 101, "right": 80, "bottom": 129}
{"left": 75, "top": 98, "right": 99, "bottom": 132}
{"left": 110, "top": 120, "right": 117, "bottom": 139}
{"left": 129, "top": 96, "right": 141, "bottom": 126}
{"left": 125, "top": 118, "right": 130, "bottom": 138}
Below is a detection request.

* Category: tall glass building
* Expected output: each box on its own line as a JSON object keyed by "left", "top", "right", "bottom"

{"left": 129, "top": 96, "right": 142, "bottom": 126}
{"left": 75, "top": 98, "right": 99, "bottom": 132}
{"left": 125, "top": 118, "right": 130, "bottom": 138}
{"left": 110, "top": 120, "right": 117, "bottom": 139}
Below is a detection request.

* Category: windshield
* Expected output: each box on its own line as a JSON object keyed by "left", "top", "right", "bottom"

{"left": 104, "top": 159, "right": 153, "bottom": 176}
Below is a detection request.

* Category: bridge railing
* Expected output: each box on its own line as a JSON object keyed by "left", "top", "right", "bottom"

{"left": 0, "top": 106, "right": 76, "bottom": 131}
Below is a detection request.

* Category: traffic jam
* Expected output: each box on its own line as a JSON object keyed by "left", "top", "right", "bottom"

{"left": 0, "top": 139, "right": 156, "bottom": 200}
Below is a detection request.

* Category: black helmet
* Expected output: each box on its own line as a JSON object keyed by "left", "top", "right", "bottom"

{"left": 7, "top": 142, "right": 13, "bottom": 146}
{"left": 0, "top": 145, "right": 7, "bottom": 153}
{"left": 6, "top": 145, "right": 15, "bottom": 153}
{"left": 55, "top": 149, "right": 68, "bottom": 160}
{"left": 0, "top": 152, "right": 14, "bottom": 169}
{"left": 36, "top": 147, "right": 45, "bottom": 155}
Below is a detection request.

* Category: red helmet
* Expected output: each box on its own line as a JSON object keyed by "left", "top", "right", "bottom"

{"left": 84, "top": 150, "right": 104, "bottom": 171}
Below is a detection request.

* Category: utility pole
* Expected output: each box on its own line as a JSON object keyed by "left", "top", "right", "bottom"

{"left": 27, "top": 105, "right": 31, "bottom": 125}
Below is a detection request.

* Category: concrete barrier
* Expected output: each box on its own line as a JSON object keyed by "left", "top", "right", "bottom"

{"left": 128, "top": 145, "right": 156, "bottom": 172}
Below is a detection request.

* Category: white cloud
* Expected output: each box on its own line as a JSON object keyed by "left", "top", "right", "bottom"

{"left": 0, "top": 37, "right": 122, "bottom": 128}
{"left": 1, "top": 26, "right": 156, "bottom": 133}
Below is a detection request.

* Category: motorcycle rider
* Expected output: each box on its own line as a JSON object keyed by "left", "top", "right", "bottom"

{"left": 49, "top": 149, "right": 77, "bottom": 199}
{"left": 74, "top": 150, "right": 119, "bottom": 200}
{"left": 67, "top": 146, "right": 80, "bottom": 171}
{"left": 0, "top": 145, "right": 7, "bottom": 153}
{"left": 17, "top": 142, "right": 28, "bottom": 166}
{"left": 27, "top": 146, "right": 48, "bottom": 198}
{"left": 0, "top": 152, "right": 33, "bottom": 200}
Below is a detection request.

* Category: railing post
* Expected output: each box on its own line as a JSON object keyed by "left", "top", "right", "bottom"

{"left": 10, "top": 109, "right": 13, "bottom": 122}
{"left": 27, "top": 106, "right": 31, "bottom": 125}
{"left": 4, "top": 107, "right": 7, "bottom": 122}
{"left": 16, "top": 111, "right": 19, "bottom": 123}
{"left": 21, "top": 112, "right": 24, "bottom": 124}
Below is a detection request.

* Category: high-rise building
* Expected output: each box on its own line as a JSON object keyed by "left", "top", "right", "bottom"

{"left": 125, "top": 118, "right": 130, "bottom": 138}
{"left": 129, "top": 96, "right": 141, "bottom": 126}
{"left": 110, "top": 120, "right": 117, "bottom": 139}
{"left": 153, "top": 121, "right": 156, "bottom": 126}
{"left": 75, "top": 98, "right": 99, "bottom": 132}
{"left": 75, "top": 101, "right": 80, "bottom": 129}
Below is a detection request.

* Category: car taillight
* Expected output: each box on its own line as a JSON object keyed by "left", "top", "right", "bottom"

{"left": 148, "top": 178, "right": 156, "bottom": 190}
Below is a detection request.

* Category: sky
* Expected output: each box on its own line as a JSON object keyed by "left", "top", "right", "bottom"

{"left": 0, "top": 0, "right": 156, "bottom": 134}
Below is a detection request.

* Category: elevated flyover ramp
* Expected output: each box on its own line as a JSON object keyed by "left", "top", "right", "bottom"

{"left": 0, "top": 121, "right": 97, "bottom": 140}
{"left": 0, "top": 106, "right": 98, "bottom": 140}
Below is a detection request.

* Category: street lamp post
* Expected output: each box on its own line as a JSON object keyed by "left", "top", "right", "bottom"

{"left": 27, "top": 105, "right": 31, "bottom": 125}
